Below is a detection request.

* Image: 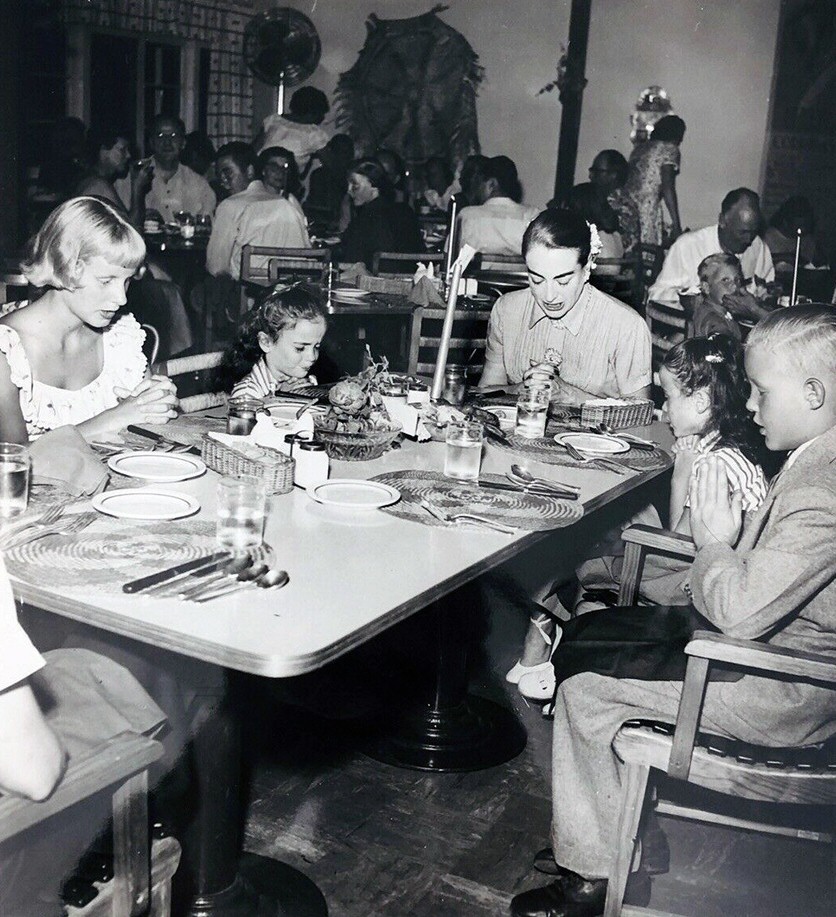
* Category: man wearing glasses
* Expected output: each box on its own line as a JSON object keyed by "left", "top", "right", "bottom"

{"left": 144, "top": 114, "right": 216, "bottom": 224}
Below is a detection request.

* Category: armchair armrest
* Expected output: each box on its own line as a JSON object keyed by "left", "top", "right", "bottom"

{"left": 0, "top": 733, "right": 162, "bottom": 844}
{"left": 667, "top": 632, "right": 836, "bottom": 781}
{"left": 686, "top": 630, "right": 836, "bottom": 685}
{"left": 618, "top": 524, "right": 696, "bottom": 605}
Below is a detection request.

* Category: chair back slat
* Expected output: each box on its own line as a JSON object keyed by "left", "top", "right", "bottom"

{"left": 155, "top": 351, "right": 225, "bottom": 413}
{"left": 372, "top": 251, "right": 443, "bottom": 277}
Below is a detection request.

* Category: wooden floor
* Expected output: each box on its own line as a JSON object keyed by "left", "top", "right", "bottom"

{"left": 238, "top": 598, "right": 835, "bottom": 917}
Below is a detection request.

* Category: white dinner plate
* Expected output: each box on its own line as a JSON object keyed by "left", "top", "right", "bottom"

{"left": 553, "top": 432, "right": 629, "bottom": 455}
{"left": 482, "top": 404, "right": 518, "bottom": 431}
{"left": 307, "top": 479, "right": 401, "bottom": 509}
{"left": 108, "top": 451, "right": 206, "bottom": 483}
{"left": 330, "top": 288, "right": 369, "bottom": 301}
{"left": 92, "top": 489, "right": 200, "bottom": 520}
{"left": 264, "top": 402, "right": 326, "bottom": 425}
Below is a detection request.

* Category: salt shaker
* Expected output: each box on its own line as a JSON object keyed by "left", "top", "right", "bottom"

{"left": 441, "top": 364, "right": 467, "bottom": 406}
{"left": 293, "top": 439, "right": 329, "bottom": 489}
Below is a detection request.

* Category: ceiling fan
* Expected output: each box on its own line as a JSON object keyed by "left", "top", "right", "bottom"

{"left": 243, "top": 6, "right": 322, "bottom": 114}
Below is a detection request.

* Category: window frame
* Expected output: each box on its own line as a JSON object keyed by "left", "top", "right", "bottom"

{"left": 66, "top": 25, "right": 209, "bottom": 146}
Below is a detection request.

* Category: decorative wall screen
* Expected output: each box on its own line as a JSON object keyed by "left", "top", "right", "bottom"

{"left": 61, "top": 0, "right": 254, "bottom": 143}
{"left": 335, "top": 4, "right": 482, "bottom": 168}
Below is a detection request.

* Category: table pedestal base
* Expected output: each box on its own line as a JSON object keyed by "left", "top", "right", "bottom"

{"left": 186, "top": 855, "right": 327, "bottom": 917}
{"left": 366, "top": 584, "right": 526, "bottom": 772}
{"left": 181, "top": 678, "right": 327, "bottom": 916}
{"left": 368, "top": 694, "right": 525, "bottom": 772}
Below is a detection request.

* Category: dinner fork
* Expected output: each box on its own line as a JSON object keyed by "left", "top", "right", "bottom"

{"left": 0, "top": 504, "right": 65, "bottom": 549}
{"left": 561, "top": 441, "right": 628, "bottom": 475}
{"left": 419, "top": 499, "right": 517, "bottom": 535}
{"left": 3, "top": 511, "right": 97, "bottom": 549}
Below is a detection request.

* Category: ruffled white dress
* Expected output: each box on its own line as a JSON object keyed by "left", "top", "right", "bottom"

{"left": 0, "top": 309, "right": 147, "bottom": 437}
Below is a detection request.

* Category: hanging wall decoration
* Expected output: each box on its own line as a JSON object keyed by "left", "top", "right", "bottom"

{"left": 335, "top": 4, "right": 483, "bottom": 170}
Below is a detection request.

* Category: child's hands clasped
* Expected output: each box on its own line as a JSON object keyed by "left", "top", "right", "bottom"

{"left": 112, "top": 375, "right": 179, "bottom": 426}
{"left": 689, "top": 455, "right": 742, "bottom": 549}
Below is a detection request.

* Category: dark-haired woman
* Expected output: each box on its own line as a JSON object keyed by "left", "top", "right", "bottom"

{"left": 478, "top": 208, "right": 651, "bottom": 405}
{"left": 623, "top": 114, "right": 686, "bottom": 245}
{"left": 339, "top": 158, "right": 424, "bottom": 270}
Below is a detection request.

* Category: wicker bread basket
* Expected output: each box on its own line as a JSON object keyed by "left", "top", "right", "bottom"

{"left": 580, "top": 399, "right": 654, "bottom": 430}
{"left": 200, "top": 434, "right": 295, "bottom": 494}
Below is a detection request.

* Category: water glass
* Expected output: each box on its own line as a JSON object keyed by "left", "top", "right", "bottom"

{"left": 178, "top": 213, "right": 195, "bottom": 240}
{"left": 216, "top": 476, "right": 267, "bottom": 553}
{"left": 444, "top": 420, "right": 483, "bottom": 481}
{"left": 195, "top": 213, "right": 212, "bottom": 235}
{"left": 515, "top": 386, "right": 550, "bottom": 439}
{"left": 0, "top": 443, "right": 30, "bottom": 519}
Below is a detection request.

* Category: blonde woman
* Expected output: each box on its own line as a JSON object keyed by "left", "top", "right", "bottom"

{"left": 0, "top": 197, "right": 177, "bottom": 443}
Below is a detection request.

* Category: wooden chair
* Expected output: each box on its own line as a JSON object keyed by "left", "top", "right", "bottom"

{"left": 154, "top": 351, "right": 225, "bottom": 414}
{"left": 470, "top": 253, "right": 528, "bottom": 297}
{"left": 0, "top": 732, "right": 180, "bottom": 917}
{"left": 264, "top": 247, "right": 332, "bottom": 285}
{"left": 0, "top": 263, "right": 29, "bottom": 312}
{"left": 635, "top": 243, "right": 666, "bottom": 311}
{"left": 591, "top": 254, "right": 642, "bottom": 309}
{"left": 645, "top": 299, "right": 687, "bottom": 404}
{"left": 140, "top": 323, "right": 160, "bottom": 366}
{"left": 411, "top": 302, "right": 493, "bottom": 378}
{"left": 602, "top": 524, "right": 836, "bottom": 917}
{"left": 372, "top": 251, "right": 443, "bottom": 277}
{"left": 240, "top": 246, "right": 331, "bottom": 314}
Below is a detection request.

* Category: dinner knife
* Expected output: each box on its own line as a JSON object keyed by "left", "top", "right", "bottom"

{"left": 126, "top": 425, "right": 201, "bottom": 455}
{"left": 477, "top": 480, "right": 580, "bottom": 501}
{"left": 123, "top": 551, "right": 232, "bottom": 593}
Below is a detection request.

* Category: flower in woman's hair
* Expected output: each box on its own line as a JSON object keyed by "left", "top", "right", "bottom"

{"left": 587, "top": 221, "right": 603, "bottom": 263}
{"left": 705, "top": 352, "right": 724, "bottom": 363}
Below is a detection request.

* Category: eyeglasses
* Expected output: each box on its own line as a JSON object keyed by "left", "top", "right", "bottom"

{"left": 155, "top": 131, "right": 182, "bottom": 141}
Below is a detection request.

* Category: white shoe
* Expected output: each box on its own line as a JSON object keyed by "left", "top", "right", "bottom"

{"left": 517, "top": 628, "right": 562, "bottom": 701}
{"left": 506, "top": 658, "right": 553, "bottom": 685}
{"left": 505, "top": 613, "right": 555, "bottom": 684}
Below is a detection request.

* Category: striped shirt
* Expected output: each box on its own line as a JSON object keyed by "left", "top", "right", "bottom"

{"left": 685, "top": 431, "right": 768, "bottom": 512}
{"left": 231, "top": 356, "right": 315, "bottom": 400}
{"left": 481, "top": 284, "right": 652, "bottom": 397}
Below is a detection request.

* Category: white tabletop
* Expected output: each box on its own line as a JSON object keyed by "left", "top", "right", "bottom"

{"left": 10, "top": 425, "right": 671, "bottom": 678}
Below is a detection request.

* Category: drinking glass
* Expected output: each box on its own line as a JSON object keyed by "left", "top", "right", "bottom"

{"left": 216, "top": 476, "right": 267, "bottom": 553}
{"left": 0, "top": 443, "right": 30, "bottom": 519}
{"left": 515, "top": 386, "right": 550, "bottom": 439}
{"left": 178, "top": 213, "right": 195, "bottom": 240}
{"left": 444, "top": 420, "right": 483, "bottom": 481}
{"left": 195, "top": 213, "right": 212, "bottom": 235}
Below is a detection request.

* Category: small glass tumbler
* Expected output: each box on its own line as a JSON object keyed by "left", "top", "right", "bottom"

{"left": 444, "top": 420, "right": 483, "bottom": 481}
{"left": 179, "top": 213, "right": 195, "bottom": 240}
{"left": 195, "top": 213, "right": 212, "bottom": 235}
{"left": 0, "top": 443, "right": 30, "bottom": 519}
{"left": 515, "top": 385, "right": 550, "bottom": 439}
{"left": 216, "top": 476, "right": 267, "bottom": 554}
{"left": 227, "top": 397, "right": 261, "bottom": 435}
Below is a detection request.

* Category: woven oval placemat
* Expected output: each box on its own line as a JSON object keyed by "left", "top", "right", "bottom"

{"left": 5, "top": 519, "right": 218, "bottom": 594}
{"left": 370, "top": 471, "right": 584, "bottom": 531}
{"left": 488, "top": 429, "right": 670, "bottom": 473}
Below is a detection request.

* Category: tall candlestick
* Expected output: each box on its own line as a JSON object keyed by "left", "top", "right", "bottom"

{"left": 431, "top": 260, "right": 464, "bottom": 402}
{"left": 790, "top": 227, "right": 802, "bottom": 306}
{"left": 443, "top": 195, "right": 459, "bottom": 292}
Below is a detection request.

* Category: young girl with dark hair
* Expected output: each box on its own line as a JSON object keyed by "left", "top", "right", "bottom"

{"left": 217, "top": 284, "right": 327, "bottom": 398}
{"left": 514, "top": 333, "right": 769, "bottom": 702}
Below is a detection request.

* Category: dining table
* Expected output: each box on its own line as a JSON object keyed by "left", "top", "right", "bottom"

{"left": 5, "top": 412, "right": 673, "bottom": 916}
